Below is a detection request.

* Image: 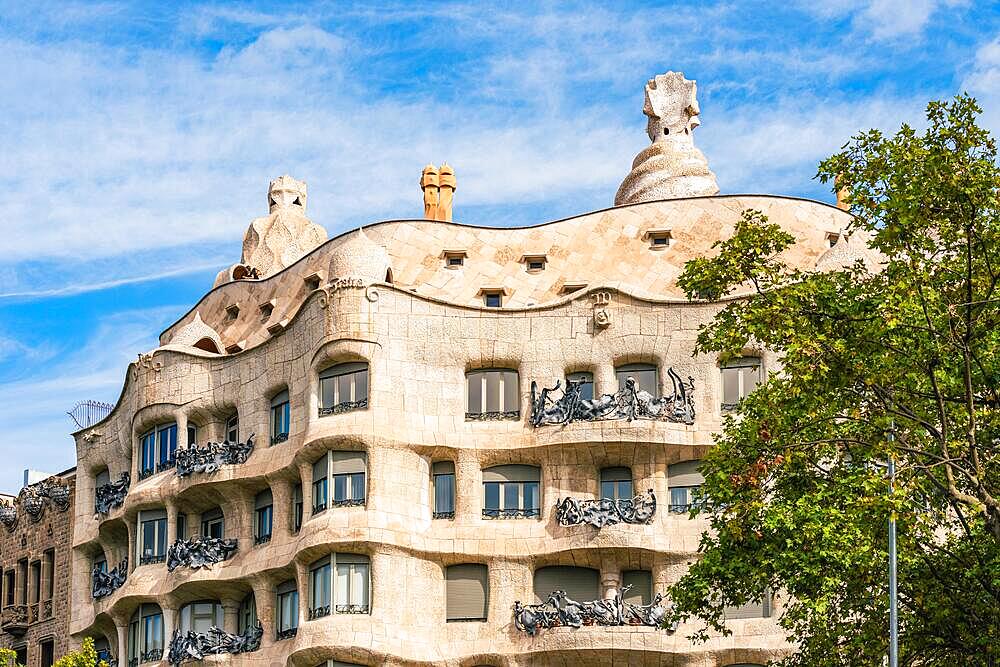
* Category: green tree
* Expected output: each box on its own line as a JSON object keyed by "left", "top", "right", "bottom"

{"left": 671, "top": 95, "right": 1000, "bottom": 666}
{"left": 0, "top": 648, "right": 22, "bottom": 667}
{"left": 53, "top": 638, "right": 106, "bottom": 667}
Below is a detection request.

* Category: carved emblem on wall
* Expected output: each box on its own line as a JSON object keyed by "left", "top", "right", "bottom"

{"left": 555, "top": 490, "right": 657, "bottom": 528}
{"left": 592, "top": 291, "right": 612, "bottom": 329}
{"left": 92, "top": 557, "right": 128, "bottom": 599}
{"left": 166, "top": 536, "right": 238, "bottom": 572}
{"left": 95, "top": 472, "right": 131, "bottom": 515}
{"left": 175, "top": 435, "right": 255, "bottom": 478}
{"left": 0, "top": 476, "right": 71, "bottom": 532}
{"left": 513, "top": 584, "right": 677, "bottom": 635}
{"left": 530, "top": 369, "right": 695, "bottom": 427}
{"left": 167, "top": 623, "right": 262, "bottom": 666}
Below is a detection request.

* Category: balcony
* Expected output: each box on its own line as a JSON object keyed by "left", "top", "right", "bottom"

{"left": 275, "top": 627, "right": 297, "bottom": 640}
{"left": 139, "top": 649, "right": 162, "bottom": 663}
{"left": 270, "top": 432, "right": 288, "bottom": 446}
{"left": 94, "top": 473, "right": 130, "bottom": 515}
{"left": 318, "top": 398, "right": 368, "bottom": 417}
{"left": 156, "top": 459, "right": 176, "bottom": 474}
{"left": 167, "top": 624, "right": 262, "bottom": 665}
{"left": 1, "top": 605, "right": 28, "bottom": 635}
{"left": 334, "top": 604, "right": 369, "bottom": 614}
{"left": 465, "top": 409, "right": 519, "bottom": 422}
{"left": 308, "top": 605, "right": 330, "bottom": 620}
{"left": 175, "top": 436, "right": 255, "bottom": 478}
{"left": 432, "top": 510, "right": 455, "bottom": 520}
{"left": 555, "top": 490, "right": 657, "bottom": 528}
{"left": 166, "top": 536, "right": 238, "bottom": 572}
{"left": 529, "top": 369, "right": 695, "bottom": 427}
{"left": 92, "top": 558, "right": 128, "bottom": 599}
{"left": 513, "top": 584, "right": 677, "bottom": 635}
{"left": 139, "top": 554, "right": 166, "bottom": 566}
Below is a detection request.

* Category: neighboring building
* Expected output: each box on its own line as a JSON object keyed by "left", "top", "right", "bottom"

{"left": 51, "top": 71, "right": 868, "bottom": 666}
{"left": 0, "top": 470, "right": 76, "bottom": 667}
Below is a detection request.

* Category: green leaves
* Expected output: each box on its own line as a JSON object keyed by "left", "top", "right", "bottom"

{"left": 670, "top": 95, "right": 1000, "bottom": 666}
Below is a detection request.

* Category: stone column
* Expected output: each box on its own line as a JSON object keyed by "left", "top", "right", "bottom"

{"left": 271, "top": 479, "right": 291, "bottom": 537}
{"left": 126, "top": 521, "right": 136, "bottom": 573}
{"left": 251, "top": 578, "right": 275, "bottom": 648}
{"left": 297, "top": 462, "right": 313, "bottom": 524}
{"left": 454, "top": 450, "right": 480, "bottom": 522}
{"left": 221, "top": 598, "right": 240, "bottom": 635}
{"left": 160, "top": 605, "right": 177, "bottom": 655}
{"left": 600, "top": 561, "right": 621, "bottom": 601}
{"left": 115, "top": 623, "right": 129, "bottom": 663}
{"left": 294, "top": 561, "right": 309, "bottom": 624}
{"left": 165, "top": 502, "right": 179, "bottom": 544}
{"left": 231, "top": 492, "right": 253, "bottom": 549}
{"left": 175, "top": 411, "right": 190, "bottom": 448}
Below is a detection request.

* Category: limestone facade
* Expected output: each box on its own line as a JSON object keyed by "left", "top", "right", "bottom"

{"left": 67, "top": 185, "right": 851, "bottom": 666}
{"left": 0, "top": 472, "right": 76, "bottom": 667}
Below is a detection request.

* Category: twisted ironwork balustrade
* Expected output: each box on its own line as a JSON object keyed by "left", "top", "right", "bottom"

{"left": 175, "top": 435, "right": 255, "bottom": 478}
{"left": 555, "top": 490, "right": 657, "bottom": 528}
{"left": 513, "top": 584, "right": 678, "bottom": 636}
{"left": 167, "top": 624, "right": 262, "bottom": 667}
{"left": 94, "top": 473, "right": 130, "bottom": 515}
{"left": 166, "top": 536, "right": 238, "bottom": 572}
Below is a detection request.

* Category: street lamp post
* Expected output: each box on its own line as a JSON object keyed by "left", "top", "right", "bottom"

{"left": 888, "top": 454, "right": 898, "bottom": 667}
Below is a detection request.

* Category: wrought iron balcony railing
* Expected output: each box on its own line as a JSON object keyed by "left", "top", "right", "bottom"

{"left": 175, "top": 435, "right": 255, "bottom": 478}
{"left": 275, "top": 627, "right": 298, "bottom": 640}
{"left": 465, "top": 409, "right": 520, "bottom": 421}
{"left": 331, "top": 498, "right": 365, "bottom": 508}
{"left": 432, "top": 510, "right": 455, "bottom": 520}
{"left": 92, "top": 557, "right": 128, "bottom": 599}
{"left": 253, "top": 533, "right": 271, "bottom": 546}
{"left": 139, "top": 649, "right": 162, "bottom": 663}
{"left": 318, "top": 398, "right": 368, "bottom": 417}
{"left": 335, "top": 604, "right": 369, "bottom": 614}
{"left": 513, "top": 584, "right": 678, "bottom": 635}
{"left": 137, "top": 468, "right": 155, "bottom": 481}
{"left": 166, "top": 536, "right": 238, "bottom": 572}
{"left": 138, "top": 553, "right": 166, "bottom": 566}
{"left": 530, "top": 369, "right": 695, "bottom": 427}
{"left": 555, "top": 490, "right": 657, "bottom": 528}
{"left": 482, "top": 507, "right": 540, "bottom": 519}
{"left": 166, "top": 624, "right": 262, "bottom": 666}
{"left": 308, "top": 605, "right": 330, "bottom": 620}
{"left": 270, "top": 432, "right": 289, "bottom": 445}
{"left": 94, "top": 472, "right": 130, "bottom": 515}
{"left": 156, "top": 459, "right": 176, "bottom": 473}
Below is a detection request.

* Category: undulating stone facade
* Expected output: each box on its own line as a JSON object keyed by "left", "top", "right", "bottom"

{"left": 19, "top": 71, "right": 865, "bottom": 667}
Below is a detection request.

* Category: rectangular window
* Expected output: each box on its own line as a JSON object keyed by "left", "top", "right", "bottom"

{"left": 201, "top": 508, "right": 224, "bottom": 539}
{"left": 276, "top": 581, "right": 299, "bottom": 638}
{"left": 138, "top": 511, "right": 167, "bottom": 564}
{"left": 309, "top": 559, "right": 332, "bottom": 618}
{"left": 446, "top": 564, "right": 488, "bottom": 621}
{"left": 465, "top": 369, "right": 519, "bottom": 418}
{"left": 334, "top": 557, "right": 370, "bottom": 614}
{"left": 615, "top": 364, "right": 658, "bottom": 398}
{"left": 143, "top": 612, "right": 163, "bottom": 652}
{"left": 225, "top": 414, "right": 239, "bottom": 443}
{"left": 270, "top": 390, "right": 290, "bottom": 445}
{"left": 482, "top": 466, "right": 541, "bottom": 519}
{"left": 600, "top": 467, "right": 633, "bottom": 501}
{"left": 433, "top": 462, "right": 456, "bottom": 519}
{"left": 255, "top": 506, "right": 272, "bottom": 544}
{"left": 293, "top": 484, "right": 303, "bottom": 532}
{"left": 483, "top": 292, "right": 502, "bottom": 308}
{"left": 721, "top": 357, "right": 762, "bottom": 413}
{"left": 186, "top": 423, "right": 197, "bottom": 447}
{"left": 140, "top": 432, "right": 156, "bottom": 476}
{"left": 319, "top": 362, "right": 369, "bottom": 415}
{"left": 176, "top": 513, "right": 187, "bottom": 541}
{"left": 157, "top": 424, "right": 177, "bottom": 469}
{"left": 40, "top": 640, "right": 54, "bottom": 667}
{"left": 566, "top": 371, "right": 594, "bottom": 401}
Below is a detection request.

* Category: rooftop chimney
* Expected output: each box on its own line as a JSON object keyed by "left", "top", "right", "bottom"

{"left": 420, "top": 163, "right": 456, "bottom": 221}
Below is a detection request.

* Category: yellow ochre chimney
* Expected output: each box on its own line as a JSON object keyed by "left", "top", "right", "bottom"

{"left": 420, "top": 163, "right": 456, "bottom": 221}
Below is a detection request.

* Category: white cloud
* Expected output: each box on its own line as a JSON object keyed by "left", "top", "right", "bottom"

{"left": 795, "top": 0, "right": 969, "bottom": 40}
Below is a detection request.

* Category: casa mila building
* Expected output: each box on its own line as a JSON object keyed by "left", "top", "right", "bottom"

{"left": 50, "top": 72, "right": 873, "bottom": 667}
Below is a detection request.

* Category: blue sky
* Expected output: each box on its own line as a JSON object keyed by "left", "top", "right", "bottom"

{"left": 0, "top": 0, "right": 998, "bottom": 492}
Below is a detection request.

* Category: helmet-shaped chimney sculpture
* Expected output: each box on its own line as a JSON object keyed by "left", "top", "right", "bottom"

{"left": 615, "top": 71, "right": 719, "bottom": 205}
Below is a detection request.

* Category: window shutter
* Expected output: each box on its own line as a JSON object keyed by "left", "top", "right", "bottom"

{"left": 432, "top": 461, "right": 455, "bottom": 475}
{"left": 312, "top": 455, "right": 329, "bottom": 483}
{"left": 331, "top": 452, "right": 366, "bottom": 475}
{"left": 724, "top": 590, "right": 772, "bottom": 619}
{"left": 271, "top": 389, "right": 289, "bottom": 407}
{"left": 334, "top": 552, "right": 369, "bottom": 565}
{"left": 276, "top": 579, "right": 297, "bottom": 595}
{"left": 319, "top": 362, "right": 368, "bottom": 379}
{"left": 201, "top": 507, "right": 223, "bottom": 522}
{"left": 139, "top": 509, "right": 167, "bottom": 522}
{"left": 446, "top": 564, "right": 488, "bottom": 620}
{"left": 255, "top": 489, "right": 273, "bottom": 509}
{"left": 482, "top": 465, "right": 539, "bottom": 483}
{"left": 600, "top": 467, "right": 631, "bottom": 483}
{"left": 668, "top": 460, "right": 705, "bottom": 487}
{"left": 622, "top": 570, "right": 652, "bottom": 605}
{"left": 533, "top": 566, "right": 599, "bottom": 604}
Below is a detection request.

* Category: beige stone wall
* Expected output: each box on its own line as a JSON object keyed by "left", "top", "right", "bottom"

{"left": 69, "top": 195, "right": 842, "bottom": 666}
{"left": 0, "top": 474, "right": 76, "bottom": 666}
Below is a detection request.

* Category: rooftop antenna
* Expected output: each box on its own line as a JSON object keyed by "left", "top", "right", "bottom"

{"left": 67, "top": 400, "right": 114, "bottom": 430}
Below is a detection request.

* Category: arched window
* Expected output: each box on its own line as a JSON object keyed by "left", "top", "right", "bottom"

{"left": 193, "top": 337, "right": 220, "bottom": 354}
{"left": 482, "top": 465, "right": 540, "bottom": 519}
{"left": 446, "top": 564, "right": 488, "bottom": 621}
{"left": 465, "top": 369, "right": 519, "bottom": 419}
{"left": 432, "top": 461, "right": 456, "bottom": 519}
{"left": 276, "top": 580, "right": 299, "bottom": 640}
{"left": 668, "top": 460, "right": 705, "bottom": 514}
{"left": 179, "top": 600, "right": 223, "bottom": 633}
{"left": 615, "top": 363, "right": 658, "bottom": 397}
{"left": 270, "top": 390, "right": 290, "bottom": 445}
{"left": 312, "top": 451, "right": 366, "bottom": 515}
{"left": 600, "top": 467, "right": 633, "bottom": 500}
{"left": 128, "top": 603, "right": 163, "bottom": 664}
{"left": 254, "top": 490, "right": 273, "bottom": 545}
{"left": 533, "top": 566, "right": 599, "bottom": 604}
{"left": 309, "top": 553, "right": 370, "bottom": 618}
{"left": 721, "top": 356, "right": 762, "bottom": 413}
{"left": 139, "top": 423, "right": 177, "bottom": 479}
{"left": 319, "top": 362, "right": 369, "bottom": 416}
